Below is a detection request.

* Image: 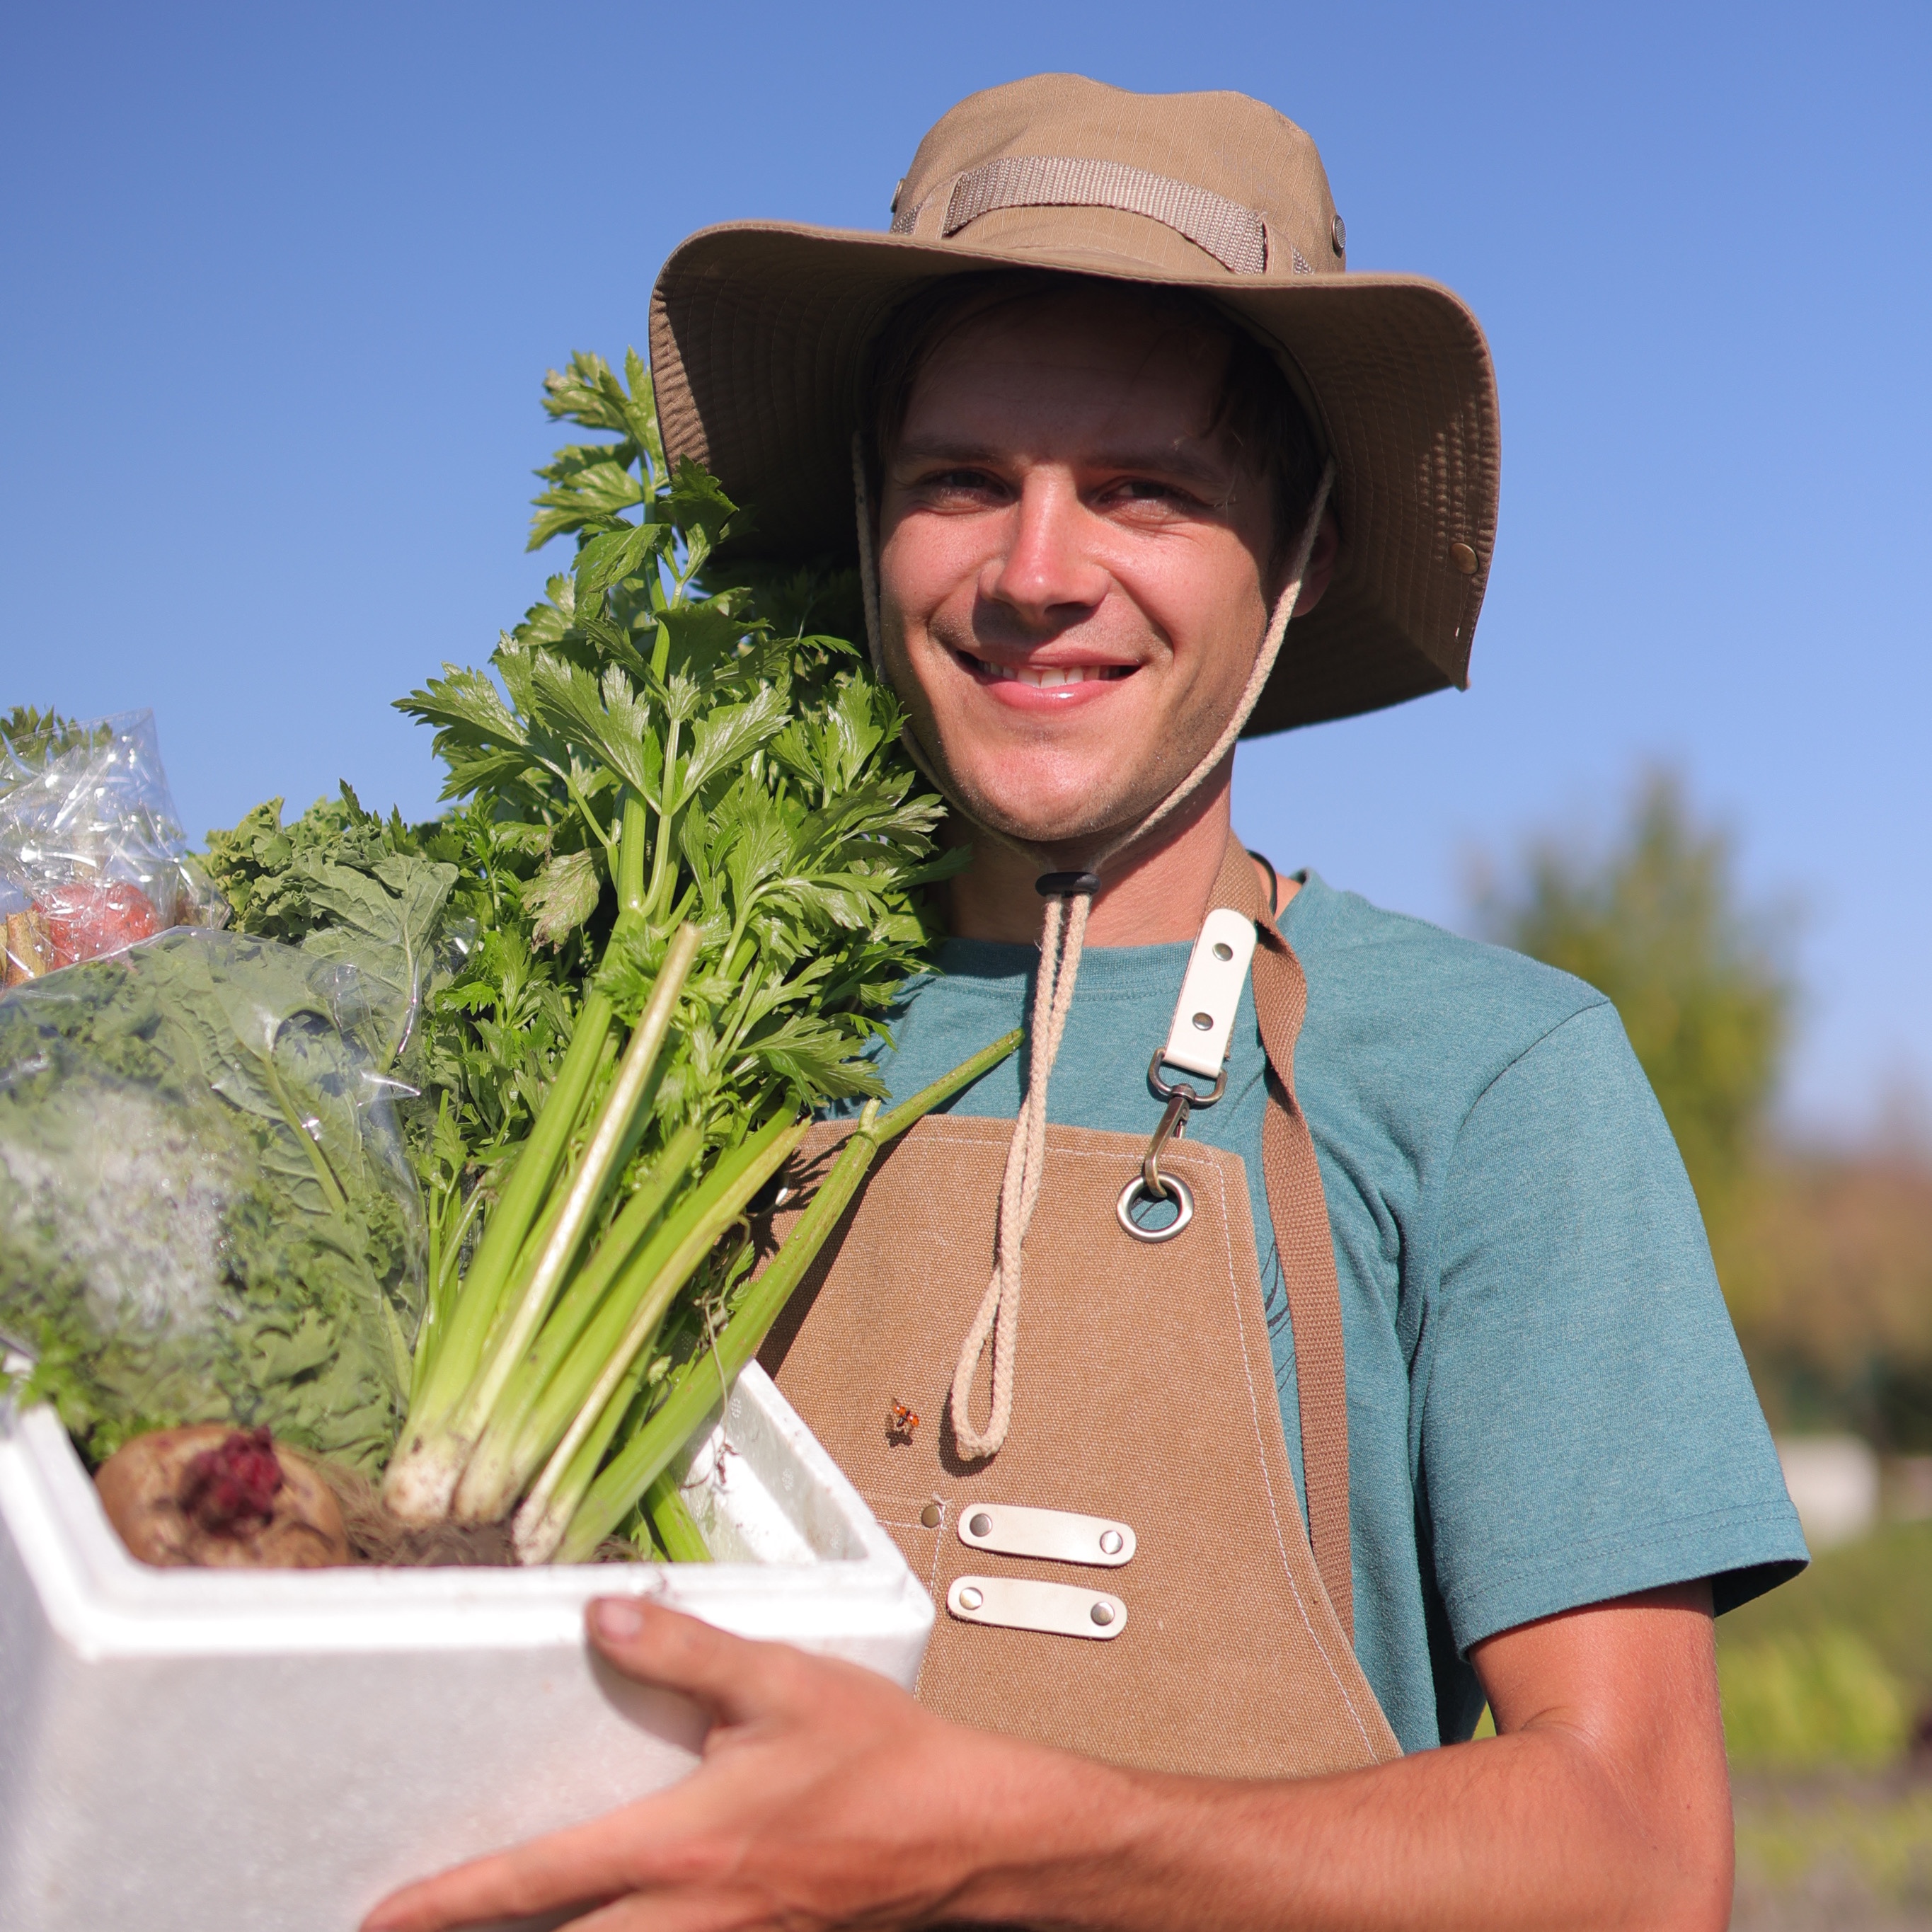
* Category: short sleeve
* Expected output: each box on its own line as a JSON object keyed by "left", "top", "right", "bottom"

{"left": 1418, "top": 1002, "right": 1806, "bottom": 1655}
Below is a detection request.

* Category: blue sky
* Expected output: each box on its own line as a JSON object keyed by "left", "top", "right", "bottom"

{"left": 2, "top": 1, "right": 1926, "bottom": 1137}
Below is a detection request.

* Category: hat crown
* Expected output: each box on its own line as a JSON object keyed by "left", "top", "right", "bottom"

{"left": 892, "top": 74, "right": 1345, "bottom": 280}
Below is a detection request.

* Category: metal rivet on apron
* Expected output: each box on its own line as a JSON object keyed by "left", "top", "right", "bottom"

{"left": 1212, "top": 941, "right": 1233, "bottom": 961}
{"left": 1191, "top": 1011, "right": 1212, "bottom": 1030}
{"left": 919, "top": 1502, "right": 942, "bottom": 1529}
{"left": 1450, "top": 541, "right": 1478, "bottom": 575}
{"left": 957, "top": 1502, "right": 1135, "bottom": 1567}
{"left": 948, "top": 1575, "right": 1129, "bottom": 1640}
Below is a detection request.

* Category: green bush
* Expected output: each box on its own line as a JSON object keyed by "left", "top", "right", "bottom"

{"left": 1720, "top": 1629, "right": 1909, "bottom": 1771}
{"left": 1722, "top": 1521, "right": 1932, "bottom": 1713}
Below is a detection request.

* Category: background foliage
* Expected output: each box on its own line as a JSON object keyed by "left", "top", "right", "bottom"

{"left": 1479, "top": 771, "right": 1932, "bottom": 1453}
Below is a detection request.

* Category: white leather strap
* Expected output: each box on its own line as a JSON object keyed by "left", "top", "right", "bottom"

{"left": 1159, "top": 906, "right": 1258, "bottom": 1081}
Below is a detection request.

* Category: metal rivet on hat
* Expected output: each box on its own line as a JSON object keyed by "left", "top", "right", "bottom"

{"left": 958, "top": 1585, "right": 984, "bottom": 1611}
{"left": 891, "top": 176, "right": 906, "bottom": 215}
{"left": 1098, "top": 1529, "right": 1124, "bottom": 1556}
{"left": 1330, "top": 213, "right": 1347, "bottom": 256}
{"left": 969, "top": 1511, "right": 992, "bottom": 1537}
{"left": 919, "top": 1502, "right": 942, "bottom": 1529}
{"left": 1449, "top": 541, "right": 1478, "bottom": 577}
{"left": 1091, "top": 1601, "right": 1115, "bottom": 1626}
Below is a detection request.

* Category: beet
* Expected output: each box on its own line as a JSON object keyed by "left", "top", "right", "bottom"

{"left": 178, "top": 1425, "right": 284, "bottom": 1534}
{"left": 95, "top": 1425, "right": 350, "bottom": 1568}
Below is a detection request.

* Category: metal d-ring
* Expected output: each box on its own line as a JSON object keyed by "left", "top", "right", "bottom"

{"left": 1117, "top": 1170, "right": 1195, "bottom": 1243}
{"left": 1148, "top": 1053, "right": 1228, "bottom": 1110}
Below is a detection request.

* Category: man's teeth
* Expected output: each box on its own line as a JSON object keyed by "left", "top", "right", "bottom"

{"left": 979, "top": 660, "right": 1122, "bottom": 686}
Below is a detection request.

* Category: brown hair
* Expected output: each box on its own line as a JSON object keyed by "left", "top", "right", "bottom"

{"left": 860, "top": 269, "right": 1326, "bottom": 570}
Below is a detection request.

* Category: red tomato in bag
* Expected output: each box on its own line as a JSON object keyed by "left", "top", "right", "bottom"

{"left": 36, "top": 880, "right": 161, "bottom": 967}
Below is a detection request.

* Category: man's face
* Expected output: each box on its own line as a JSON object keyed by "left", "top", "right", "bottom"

{"left": 876, "top": 289, "right": 1294, "bottom": 854}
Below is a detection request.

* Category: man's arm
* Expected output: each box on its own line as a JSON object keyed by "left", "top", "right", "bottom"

{"left": 362, "top": 1582, "right": 1732, "bottom": 1932}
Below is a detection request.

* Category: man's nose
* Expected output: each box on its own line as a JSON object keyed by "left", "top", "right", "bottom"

{"left": 982, "top": 471, "right": 1110, "bottom": 626}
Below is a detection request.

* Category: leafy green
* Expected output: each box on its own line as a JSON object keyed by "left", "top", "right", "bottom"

{"left": 201, "top": 784, "right": 458, "bottom": 1077}
{"left": 0, "top": 931, "right": 424, "bottom": 1471}
{"left": 1, "top": 706, "right": 115, "bottom": 793}
{"left": 185, "top": 348, "right": 971, "bottom": 1551}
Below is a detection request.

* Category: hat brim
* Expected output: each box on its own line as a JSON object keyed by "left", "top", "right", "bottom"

{"left": 650, "top": 220, "right": 1499, "bottom": 734}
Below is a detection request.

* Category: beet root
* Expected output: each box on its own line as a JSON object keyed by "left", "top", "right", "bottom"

{"left": 95, "top": 1425, "right": 351, "bottom": 1568}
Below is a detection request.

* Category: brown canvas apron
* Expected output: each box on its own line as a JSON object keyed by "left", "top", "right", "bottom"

{"left": 758, "top": 837, "right": 1399, "bottom": 1778}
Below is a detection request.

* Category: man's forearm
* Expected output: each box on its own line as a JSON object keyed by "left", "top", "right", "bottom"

{"left": 951, "top": 1585, "right": 1732, "bottom": 1932}
{"left": 951, "top": 1721, "right": 1729, "bottom": 1932}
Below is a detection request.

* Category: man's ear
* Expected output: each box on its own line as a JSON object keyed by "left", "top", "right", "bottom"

{"left": 1289, "top": 507, "right": 1341, "bottom": 618}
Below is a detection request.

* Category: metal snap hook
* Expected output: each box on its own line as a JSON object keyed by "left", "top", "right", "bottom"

{"left": 1121, "top": 1051, "right": 1218, "bottom": 1241}
{"left": 1116, "top": 1171, "right": 1195, "bottom": 1243}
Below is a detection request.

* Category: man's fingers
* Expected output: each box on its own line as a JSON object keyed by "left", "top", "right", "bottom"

{"left": 358, "top": 1815, "right": 643, "bottom": 1932}
{"left": 358, "top": 1773, "right": 750, "bottom": 1932}
{"left": 587, "top": 1598, "right": 797, "bottom": 1724}
{"left": 565, "top": 1885, "right": 769, "bottom": 1932}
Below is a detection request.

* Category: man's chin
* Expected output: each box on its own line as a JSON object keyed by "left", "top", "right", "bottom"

{"left": 944, "top": 778, "right": 1155, "bottom": 858}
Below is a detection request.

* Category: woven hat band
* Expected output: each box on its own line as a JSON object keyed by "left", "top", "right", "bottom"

{"left": 891, "top": 154, "right": 1307, "bottom": 277}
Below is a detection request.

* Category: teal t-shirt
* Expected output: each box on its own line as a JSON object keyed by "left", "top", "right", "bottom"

{"left": 843, "top": 870, "right": 1806, "bottom": 1753}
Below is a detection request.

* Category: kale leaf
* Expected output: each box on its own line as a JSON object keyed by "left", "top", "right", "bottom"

{"left": 0, "top": 931, "right": 422, "bottom": 1471}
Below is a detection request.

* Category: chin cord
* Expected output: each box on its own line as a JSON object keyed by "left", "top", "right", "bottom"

{"left": 853, "top": 435, "right": 1334, "bottom": 1459}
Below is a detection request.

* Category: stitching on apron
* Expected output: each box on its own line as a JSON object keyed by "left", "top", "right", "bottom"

{"left": 902, "top": 1117, "right": 1383, "bottom": 1752}
{"left": 1201, "top": 1151, "right": 1381, "bottom": 1755}
{"left": 861, "top": 1495, "right": 950, "bottom": 1696}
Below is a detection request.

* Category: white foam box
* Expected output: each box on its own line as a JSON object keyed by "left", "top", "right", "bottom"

{"left": 0, "top": 1363, "right": 933, "bottom": 1932}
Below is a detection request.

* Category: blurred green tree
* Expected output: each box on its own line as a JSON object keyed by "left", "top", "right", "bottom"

{"left": 1477, "top": 768, "right": 1794, "bottom": 1219}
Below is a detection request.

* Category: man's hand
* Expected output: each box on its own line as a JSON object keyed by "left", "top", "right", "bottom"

{"left": 358, "top": 1596, "right": 1081, "bottom": 1932}
{"left": 362, "top": 1582, "right": 1734, "bottom": 1932}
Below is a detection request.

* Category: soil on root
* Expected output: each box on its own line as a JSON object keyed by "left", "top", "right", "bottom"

{"left": 316, "top": 1462, "right": 641, "bottom": 1568}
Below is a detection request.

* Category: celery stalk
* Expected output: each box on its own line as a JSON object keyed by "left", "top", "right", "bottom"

{"left": 510, "top": 1112, "right": 804, "bottom": 1563}
{"left": 551, "top": 1029, "right": 1020, "bottom": 1563}
{"left": 382, "top": 988, "right": 616, "bottom": 1522}
{"left": 643, "top": 1469, "right": 712, "bottom": 1563}
{"left": 438, "top": 926, "right": 700, "bottom": 1471}
{"left": 616, "top": 792, "right": 649, "bottom": 916}
{"left": 448, "top": 1120, "right": 704, "bottom": 1520}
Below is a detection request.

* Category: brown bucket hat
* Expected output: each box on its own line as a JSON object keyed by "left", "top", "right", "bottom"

{"left": 649, "top": 72, "right": 1500, "bottom": 733}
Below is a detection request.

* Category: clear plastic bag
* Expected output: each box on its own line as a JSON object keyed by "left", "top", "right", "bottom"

{"left": 0, "top": 928, "right": 425, "bottom": 1473}
{"left": 1, "top": 708, "right": 225, "bottom": 987}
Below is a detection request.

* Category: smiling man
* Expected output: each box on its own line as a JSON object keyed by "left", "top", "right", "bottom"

{"left": 873, "top": 273, "right": 1336, "bottom": 947}
{"left": 367, "top": 74, "right": 1805, "bottom": 1932}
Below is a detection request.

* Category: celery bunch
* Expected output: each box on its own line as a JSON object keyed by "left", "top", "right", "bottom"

{"left": 372, "top": 352, "right": 1008, "bottom": 1560}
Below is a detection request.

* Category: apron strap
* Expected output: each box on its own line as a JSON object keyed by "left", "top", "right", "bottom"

{"left": 1209, "top": 834, "right": 1355, "bottom": 1643}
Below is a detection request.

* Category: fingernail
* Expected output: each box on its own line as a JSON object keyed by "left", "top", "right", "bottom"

{"left": 592, "top": 1597, "right": 645, "bottom": 1640}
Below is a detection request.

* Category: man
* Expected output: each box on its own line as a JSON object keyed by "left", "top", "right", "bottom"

{"left": 368, "top": 75, "right": 1803, "bottom": 1931}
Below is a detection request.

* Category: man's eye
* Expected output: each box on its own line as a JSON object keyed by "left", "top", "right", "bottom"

{"left": 901, "top": 467, "right": 995, "bottom": 498}
{"left": 1108, "top": 478, "right": 1191, "bottom": 506}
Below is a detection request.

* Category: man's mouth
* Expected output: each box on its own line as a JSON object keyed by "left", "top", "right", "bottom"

{"left": 954, "top": 648, "right": 1136, "bottom": 688}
